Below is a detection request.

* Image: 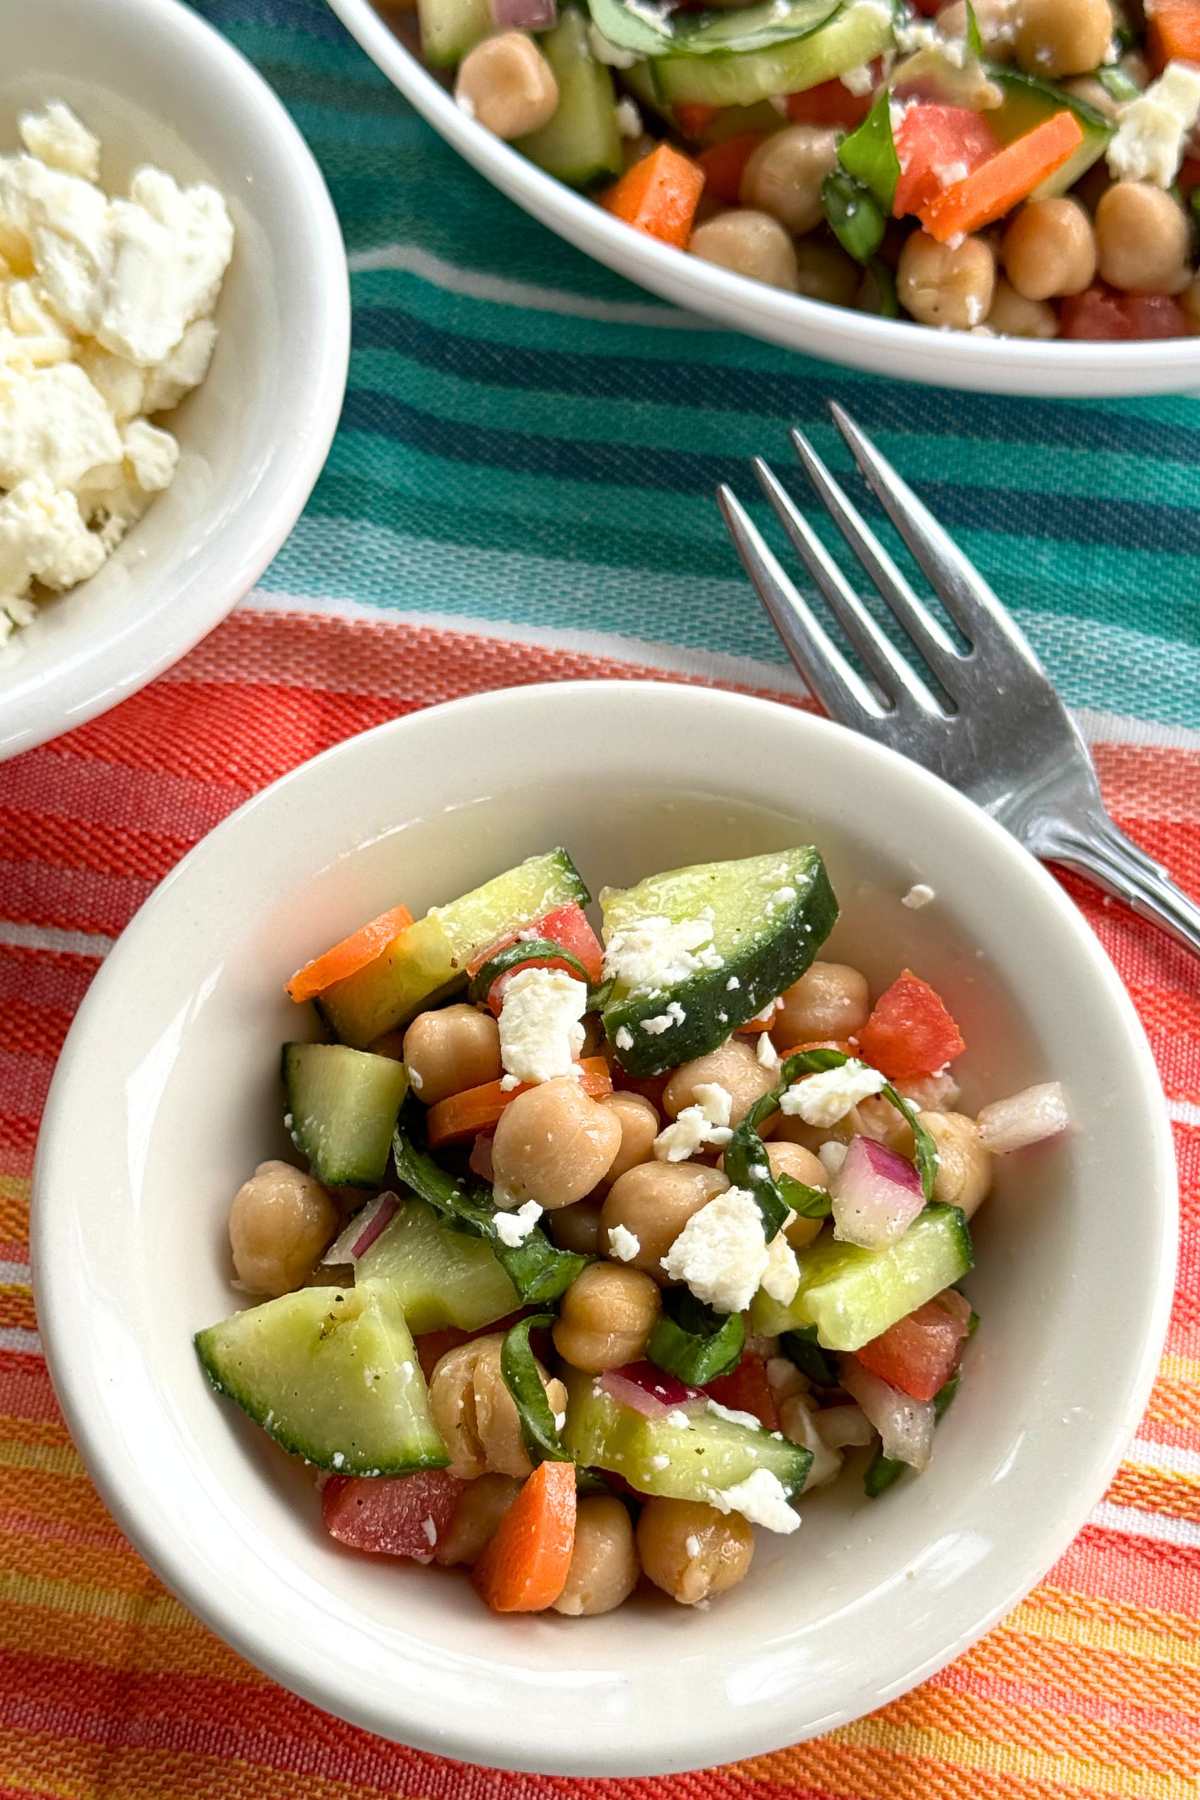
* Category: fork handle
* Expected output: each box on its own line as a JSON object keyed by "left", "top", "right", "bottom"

{"left": 1040, "top": 819, "right": 1200, "bottom": 963}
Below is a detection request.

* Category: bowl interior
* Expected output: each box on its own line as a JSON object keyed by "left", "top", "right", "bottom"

{"left": 0, "top": 0, "right": 347, "bottom": 754}
{"left": 34, "top": 684, "right": 1173, "bottom": 1775}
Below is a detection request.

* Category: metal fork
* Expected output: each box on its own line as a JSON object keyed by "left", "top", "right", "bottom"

{"left": 718, "top": 402, "right": 1200, "bottom": 963}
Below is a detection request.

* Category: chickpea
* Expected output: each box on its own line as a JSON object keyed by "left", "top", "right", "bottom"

{"left": 491, "top": 1076, "right": 622, "bottom": 1211}
{"left": 898, "top": 230, "right": 996, "bottom": 330}
{"left": 547, "top": 1198, "right": 603, "bottom": 1255}
{"left": 986, "top": 277, "right": 1059, "bottom": 338}
{"left": 553, "top": 1263, "right": 662, "bottom": 1373}
{"left": 1002, "top": 198, "right": 1095, "bottom": 300}
{"left": 433, "top": 1473, "right": 520, "bottom": 1566}
{"left": 1014, "top": 0, "right": 1114, "bottom": 79}
{"left": 793, "top": 238, "right": 860, "bottom": 307}
{"left": 740, "top": 126, "right": 839, "bottom": 235}
{"left": 428, "top": 1335, "right": 567, "bottom": 1478}
{"left": 552, "top": 1497, "right": 639, "bottom": 1616}
{"left": 918, "top": 1110, "right": 992, "bottom": 1219}
{"left": 597, "top": 1091, "right": 659, "bottom": 1190}
{"left": 766, "top": 1143, "right": 828, "bottom": 1251}
{"left": 1182, "top": 276, "right": 1200, "bottom": 335}
{"left": 454, "top": 32, "right": 558, "bottom": 140}
{"left": 1095, "top": 182, "right": 1192, "bottom": 295}
{"left": 228, "top": 1160, "right": 338, "bottom": 1297}
{"left": 772, "top": 962, "right": 870, "bottom": 1049}
{"left": 637, "top": 1498, "right": 754, "bottom": 1606}
{"left": 403, "top": 1004, "right": 500, "bottom": 1106}
{"left": 601, "top": 1161, "right": 728, "bottom": 1280}
{"left": 689, "top": 210, "right": 798, "bottom": 291}
{"left": 664, "top": 1038, "right": 776, "bottom": 1127}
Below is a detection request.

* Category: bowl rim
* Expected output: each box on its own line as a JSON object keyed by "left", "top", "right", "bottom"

{"left": 32, "top": 681, "right": 1178, "bottom": 1773}
{"left": 323, "top": 0, "right": 1200, "bottom": 397}
{"left": 0, "top": 0, "right": 351, "bottom": 763}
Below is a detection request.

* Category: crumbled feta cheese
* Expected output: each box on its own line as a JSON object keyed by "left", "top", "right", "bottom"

{"left": 0, "top": 474, "right": 105, "bottom": 602}
{"left": 607, "top": 1222, "right": 641, "bottom": 1262}
{"left": 706, "top": 1398, "right": 762, "bottom": 1431}
{"left": 684, "top": 1533, "right": 701, "bottom": 1559}
{"left": 640, "top": 999, "right": 686, "bottom": 1035}
{"left": 602, "top": 912, "right": 722, "bottom": 994}
{"left": 331, "top": 1451, "right": 345, "bottom": 1470}
{"left": 748, "top": 997, "right": 782, "bottom": 1026}
{"left": 19, "top": 103, "right": 100, "bottom": 182}
{"left": 840, "top": 63, "right": 876, "bottom": 96}
{"left": 614, "top": 1025, "right": 634, "bottom": 1052}
{"left": 818, "top": 1140, "right": 848, "bottom": 1179}
{"left": 660, "top": 1187, "right": 768, "bottom": 1312}
{"left": 756, "top": 1032, "right": 780, "bottom": 1071}
{"left": 1108, "top": 61, "right": 1200, "bottom": 186}
{"left": 421, "top": 1514, "right": 438, "bottom": 1547}
{"left": 497, "top": 967, "right": 587, "bottom": 1087}
{"left": 653, "top": 1082, "right": 733, "bottom": 1161}
{"left": 0, "top": 361, "right": 120, "bottom": 490}
{"left": 760, "top": 1229, "right": 800, "bottom": 1306}
{"left": 767, "top": 885, "right": 797, "bottom": 909}
{"left": 902, "top": 882, "right": 935, "bottom": 909}
{"left": 664, "top": 1408, "right": 692, "bottom": 1430}
{"left": 493, "top": 1199, "right": 543, "bottom": 1246}
{"left": 725, "top": 976, "right": 740, "bottom": 992}
{"left": 615, "top": 98, "right": 642, "bottom": 139}
{"left": 707, "top": 1468, "right": 800, "bottom": 1534}
{"left": 587, "top": 23, "right": 639, "bottom": 67}
{"left": 554, "top": 1411, "right": 566, "bottom": 1431}
{"left": 648, "top": 1452, "right": 670, "bottom": 1471}
{"left": 780, "top": 1059, "right": 887, "bottom": 1127}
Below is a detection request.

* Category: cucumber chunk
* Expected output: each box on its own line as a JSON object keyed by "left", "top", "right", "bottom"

{"left": 516, "top": 10, "right": 622, "bottom": 188}
{"left": 195, "top": 1282, "right": 447, "bottom": 1474}
{"left": 562, "top": 1369, "right": 812, "bottom": 1499}
{"left": 749, "top": 1204, "right": 974, "bottom": 1350}
{"left": 318, "top": 848, "right": 589, "bottom": 1049}
{"left": 989, "top": 69, "right": 1112, "bottom": 198}
{"left": 357, "top": 1196, "right": 519, "bottom": 1333}
{"left": 652, "top": 0, "right": 895, "bottom": 110}
{"left": 417, "top": 0, "right": 491, "bottom": 66}
{"left": 601, "top": 847, "right": 837, "bottom": 1076}
{"left": 283, "top": 1043, "right": 408, "bottom": 1187}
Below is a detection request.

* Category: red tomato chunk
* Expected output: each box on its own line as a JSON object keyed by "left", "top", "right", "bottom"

{"left": 855, "top": 1296, "right": 971, "bottom": 1402}
{"left": 322, "top": 1469, "right": 466, "bottom": 1558}
{"left": 704, "top": 1352, "right": 779, "bottom": 1431}
{"left": 893, "top": 104, "right": 1000, "bottom": 219}
{"left": 1060, "top": 287, "right": 1190, "bottom": 341}
{"left": 469, "top": 901, "right": 604, "bottom": 1013}
{"left": 786, "top": 69, "right": 879, "bottom": 130}
{"left": 858, "top": 969, "right": 965, "bottom": 1081}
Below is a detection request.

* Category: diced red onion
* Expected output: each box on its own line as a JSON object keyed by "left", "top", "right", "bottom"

{"left": 490, "top": 0, "right": 556, "bottom": 28}
{"left": 840, "top": 1358, "right": 935, "bottom": 1470}
{"left": 976, "top": 1082, "right": 1070, "bottom": 1155}
{"left": 599, "top": 1362, "right": 696, "bottom": 1416}
{"left": 321, "top": 1192, "right": 400, "bottom": 1266}
{"left": 831, "top": 1135, "right": 925, "bottom": 1249}
{"left": 468, "top": 1135, "right": 495, "bottom": 1183}
{"left": 813, "top": 1403, "right": 874, "bottom": 1450}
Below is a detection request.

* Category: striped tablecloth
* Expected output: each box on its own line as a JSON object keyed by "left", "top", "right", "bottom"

{"left": 5, "top": 1, "right": 1200, "bottom": 1793}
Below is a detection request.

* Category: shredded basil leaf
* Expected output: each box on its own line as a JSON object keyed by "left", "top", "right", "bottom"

{"left": 822, "top": 168, "right": 887, "bottom": 263}
{"left": 773, "top": 1047, "right": 938, "bottom": 1204}
{"left": 500, "top": 1314, "right": 571, "bottom": 1466}
{"left": 648, "top": 1291, "right": 745, "bottom": 1385}
{"left": 861, "top": 257, "right": 899, "bottom": 318}
{"left": 864, "top": 1366, "right": 963, "bottom": 1497}
{"left": 391, "top": 1116, "right": 587, "bottom": 1303}
{"left": 468, "top": 938, "right": 591, "bottom": 1005}
{"left": 778, "top": 1173, "right": 832, "bottom": 1219}
{"left": 723, "top": 1116, "right": 790, "bottom": 1240}
{"left": 837, "top": 87, "right": 900, "bottom": 211}
{"left": 780, "top": 1326, "right": 838, "bottom": 1386}
{"left": 962, "top": 0, "right": 984, "bottom": 61}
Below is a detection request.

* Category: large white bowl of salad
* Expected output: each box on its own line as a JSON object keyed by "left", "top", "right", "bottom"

{"left": 33, "top": 681, "right": 1175, "bottom": 1773}
{"left": 328, "top": 0, "right": 1200, "bottom": 393}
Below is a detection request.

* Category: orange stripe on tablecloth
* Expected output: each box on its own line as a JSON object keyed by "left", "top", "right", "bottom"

{"left": 1047, "top": 1527, "right": 1200, "bottom": 1616}
{"left": 1107, "top": 1464, "right": 1200, "bottom": 1524}
{"left": 1144, "top": 1375, "right": 1200, "bottom": 1442}
{"left": 1015, "top": 1581, "right": 1200, "bottom": 1652}
{"left": 0, "top": 1180, "right": 30, "bottom": 1247}
{"left": 0, "top": 1289, "right": 35, "bottom": 1334}
{"left": 744, "top": 1737, "right": 1128, "bottom": 1800}
{"left": 938, "top": 1638, "right": 1200, "bottom": 1742}
{"left": 0, "top": 1357, "right": 66, "bottom": 1424}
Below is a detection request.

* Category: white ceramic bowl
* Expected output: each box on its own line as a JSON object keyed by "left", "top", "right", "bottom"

{"left": 326, "top": 0, "right": 1200, "bottom": 398}
{"left": 0, "top": 0, "right": 350, "bottom": 761}
{"left": 33, "top": 683, "right": 1175, "bottom": 1775}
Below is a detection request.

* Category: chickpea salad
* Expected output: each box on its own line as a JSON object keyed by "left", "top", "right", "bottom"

{"left": 384, "top": 0, "right": 1200, "bottom": 339}
{"left": 196, "top": 847, "right": 1070, "bottom": 1616}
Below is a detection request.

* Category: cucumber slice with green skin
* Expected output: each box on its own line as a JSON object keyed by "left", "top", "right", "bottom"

{"left": 356, "top": 1196, "right": 519, "bottom": 1333}
{"left": 516, "top": 10, "right": 622, "bottom": 188}
{"left": 417, "top": 0, "right": 491, "bottom": 67}
{"left": 652, "top": 0, "right": 895, "bottom": 111}
{"left": 589, "top": 0, "right": 841, "bottom": 59}
{"left": 989, "top": 68, "right": 1113, "bottom": 198}
{"left": 562, "top": 1368, "right": 812, "bottom": 1499}
{"left": 749, "top": 1204, "right": 974, "bottom": 1350}
{"left": 317, "top": 849, "right": 589, "bottom": 1049}
{"left": 283, "top": 1044, "right": 409, "bottom": 1188}
{"left": 195, "top": 1282, "right": 447, "bottom": 1474}
{"left": 601, "top": 847, "right": 837, "bottom": 1077}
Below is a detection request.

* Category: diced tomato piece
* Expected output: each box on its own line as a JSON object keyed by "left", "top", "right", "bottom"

{"left": 697, "top": 131, "right": 768, "bottom": 205}
{"left": 469, "top": 901, "right": 604, "bottom": 1014}
{"left": 704, "top": 1352, "right": 779, "bottom": 1430}
{"left": 786, "top": 67, "right": 879, "bottom": 129}
{"left": 322, "top": 1469, "right": 466, "bottom": 1558}
{"left": 858, "top": 969, "right": 965, "bottom": 1082}
{"left": 675, "top": 102, "right": 719, "bottom": 140}
{"left": 1179, "top": 155, "right": 1200, "bottom": 193}
{"left": 908, "top": 0, "right": 942, "bottom": 12}
{"left": 1060, "top": 287, "right": 1190, "bottom": 341}
{"left": 854, "top": 1294, "right": 971, "bottom": 1402}
{"left": 892, "top": 104, "right": 1000, "bottom": 218}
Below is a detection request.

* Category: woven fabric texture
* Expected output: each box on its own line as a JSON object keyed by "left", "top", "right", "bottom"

{"left": 2, "top": 0, "right": 1199, "bottom": 1794}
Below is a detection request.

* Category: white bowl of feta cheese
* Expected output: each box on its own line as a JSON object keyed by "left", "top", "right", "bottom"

{"left": 0, "top": 0, "right": 349, "bottom": 760}
{"left": 33, "top": 681, "right": 1174, "bottom": 1774}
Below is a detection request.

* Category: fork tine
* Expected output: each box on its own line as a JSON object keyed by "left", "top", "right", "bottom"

{"left": 766, "top": 439, "right": 943, "bottom": 716}
{"left": 828, "top": 402, "right": 1045, "bottom": 670}
{"left": 716, "top": 484, "right": 884, "bottom": 727}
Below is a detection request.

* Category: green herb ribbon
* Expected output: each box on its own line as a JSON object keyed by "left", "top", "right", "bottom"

{"left": 647, "top": 1291, "right": 745, "bottom": 1386}
{"left": 468, "top": 938, "right": 592, "bottom": 1005}
{"left": 500, "top": 1314, "right": 572, "bottom": 1466}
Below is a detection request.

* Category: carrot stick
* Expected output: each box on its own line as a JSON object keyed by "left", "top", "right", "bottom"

{"left": 601, "top": 143, "right": 706, "bottom": 249}
{"left": 426, "top": 1057, "right": 613, "bottom": 1147}
{"left": 1147, "top": 0, "right": 1200, "bottom": 70}
{"left": 473, "top": 1459, "right": 577, "bottom": 1612}
{"left": 697, "top": 132, "right": 767, "bottom": 206}
{"left": 918, "top": 112, "right": 1083, "bottom": 242}
{"left": 285, "top": 904, "right": 413, "bottom": 1003}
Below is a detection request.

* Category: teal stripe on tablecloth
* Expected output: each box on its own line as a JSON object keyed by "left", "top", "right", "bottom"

{"left": 194, "top": 0, "right": 1200, "bottom": 735}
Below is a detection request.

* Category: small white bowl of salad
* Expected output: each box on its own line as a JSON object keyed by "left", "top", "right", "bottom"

{"left": 328, "top": 0, "right": 1200, "bottom": 393}
{"left": 33, "top": 681, "right": 1175, "bottom": 1774}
